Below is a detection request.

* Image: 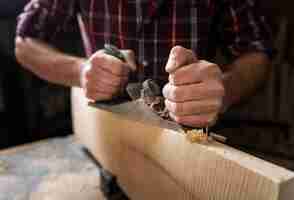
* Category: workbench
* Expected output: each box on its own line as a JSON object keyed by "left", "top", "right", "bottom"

{"left": 0, "top": 136, "right": 104, "bottom": 200}
{"left": 1, "top": 135, "right": 294, "bottom": 200}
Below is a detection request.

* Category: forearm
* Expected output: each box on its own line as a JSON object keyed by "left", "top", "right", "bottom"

{"left": 222, "top": 52, "right": 271, "bottom": 111}
{"left": 15, "top": 37, "right": 86, "bottom": 87}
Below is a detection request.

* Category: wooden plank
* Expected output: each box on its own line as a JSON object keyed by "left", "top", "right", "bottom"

{"left": 71, "top": 87, "right": 294, "bottom": 200}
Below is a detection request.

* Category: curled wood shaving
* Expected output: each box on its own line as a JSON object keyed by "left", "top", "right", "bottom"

{"left": 185, "top": 129, "right": 209, "bottom": 143}
{"left": 140, "top": 79, "right": 216, "bottom": 143}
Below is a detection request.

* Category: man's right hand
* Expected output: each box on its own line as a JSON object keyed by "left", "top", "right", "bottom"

{"left": 80, "top": 50, "right": 137, "bottom": 101}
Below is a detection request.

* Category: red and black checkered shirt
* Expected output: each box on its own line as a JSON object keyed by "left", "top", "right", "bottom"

{"left": 17, "top": 0, "right": 274, "bottom": 82}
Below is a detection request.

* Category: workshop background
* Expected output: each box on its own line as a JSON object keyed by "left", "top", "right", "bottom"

{"left": 0, "top": 0, "right": 294, "bottom": 156}
{"left": 0, "top": 0, "right": 82, "bottom": 149}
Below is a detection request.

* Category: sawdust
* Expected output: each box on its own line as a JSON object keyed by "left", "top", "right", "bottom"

{"left": 30, "top": 173, "right": 104, "bottom": 200}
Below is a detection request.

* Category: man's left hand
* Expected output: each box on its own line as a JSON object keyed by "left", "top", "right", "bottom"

{"left": 163, "top": 46, "right": 225, "bottom": 128}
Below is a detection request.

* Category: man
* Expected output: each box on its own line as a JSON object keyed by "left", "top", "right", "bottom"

{"left": 15, "top": 0, "right": 273, "bottom": 128}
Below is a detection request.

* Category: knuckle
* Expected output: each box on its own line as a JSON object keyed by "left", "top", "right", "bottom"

{"left": 96, "top": 49, "right": 105, "bottom": 54}
{"left": 92, "top": 51, "right": 104, "bottom": 59}
{"left": 199, "top": 60, "right": 211, "bottom": 69}
{"left": 173, "top": 115, "right": 183, "bottom": 123}
{"left": 171, "top": 86, "right": 182, "bottom": 101}
{"left": 208, "top": 64, "right": 219, "bottom": 75}
{"left": 164, "top": 99, "right": 169, "bottom": 108}
{"left": 207, "top": 114, "right": 218, "bottom": 126}
{"left": 213, "top": 65, "right": 222, "bottom": 74}
{"left": 172, "top": 45, "right": 185, "bottom": 55}
{"left": 162, "top": 84, "right": 169, "bottom": 98}
{"left": 209, "top": 81, "right": 225, "bottom": 97}
{"left": 90, "top": 55, "right": 103, "bottom": 67}
{"left": 93, "top": 49, "right": 104, "bottom": 57}
{"left": 168, "top": 101, "right": 176, "bottom": 113}
{"left": 174, "top": 103, "right": 183, "bottom": 115}
{"left": 205, "top": 119, "right": 213, "bottom": 126}
{"left": 208, "top": 62, "right": 218, "bottom": 69}
{"left": 199, "top": 60, "right": 218, "bottom": 72}
{"left": 214, "top": 100, "right": 222, "bottom": 110}
{"left": 171, "top": 46, "right": 194, "bottom": 59}
{"left": 203, "top": 116, "right": 213, "bottom": 126}
{"left": 217, "top": 83, "right": 225, "bottom": 97}
{"left": 210, "top": 66, "right": 222, "bottom": 78}
{"left": 169, "top": 74, "right": 177, "bottom": 85}
{"left": 209, "top": 99, "right": 221, "bottom": 110}
{"left": 124, "top": 49, "right": 135, "bottom": 58}
{"left": 197, "top": 63, "right": 209, "bottom": 77}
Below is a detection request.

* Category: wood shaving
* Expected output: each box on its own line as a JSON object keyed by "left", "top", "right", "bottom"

{"left": 186, "top": 129, "right": 209, "bottom": 143}
{"left": 140, "top": 79, "right": 211, "bottom": 143}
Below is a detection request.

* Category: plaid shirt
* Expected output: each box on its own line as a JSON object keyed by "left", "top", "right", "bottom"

{"left": 17, "top": 0, "right": 273, "bottom": 82}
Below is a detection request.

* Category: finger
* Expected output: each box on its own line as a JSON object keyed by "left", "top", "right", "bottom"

{"left": 169, "top": 112, "right": 218, "bottom": 128}
{"left": 98, "top": 74, "right": 128, "bottom": 89}
{"left": 165, "top": 98, "right": 222, "bottom": 116}
{"left": 165, "top": 46, "right": 197, "bottom": 74}
{"left": 86, "top": 65, "right": 128, "bottom": 87}
{"left": 121, "top": 49, "right": 137, "bottom": 71}
{"left": 169, "top": 60, "right": 222, "bottom": 86}
{"left": 85, "top": 90, "right": 113, "bottom": 101}
{"left": 163, "top": 82, "right": 225, "bottom": 102}
{"left": 90, "top": 52, "right": 130, "bottom": 76}
{"left": 86, "top": 79, "right": 121, "bottom": 95}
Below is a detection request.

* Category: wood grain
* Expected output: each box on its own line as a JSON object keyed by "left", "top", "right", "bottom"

{"left": 72, "top": 87, "right": 294, "bottom": 200}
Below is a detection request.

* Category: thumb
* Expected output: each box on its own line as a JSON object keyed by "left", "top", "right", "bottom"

{"left": 121, "top": 49, "right": 137, "bottom": 71}
{"left": 165, "top": 46, "right": 197, "bottom": 73}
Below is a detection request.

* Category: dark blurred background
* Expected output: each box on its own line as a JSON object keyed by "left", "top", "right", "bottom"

{"left": 0, "top": 0, "right": 294, "bottom": 156}
{"left": 0, "top": 0, "right": 82, "bottom": 149}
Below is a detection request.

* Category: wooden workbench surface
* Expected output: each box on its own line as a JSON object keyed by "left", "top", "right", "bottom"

{"left": 0, "top": 136, "right": 104, "bottom": 200}
{"left": 1, "top": 135, "right": 294, "bottom": 200}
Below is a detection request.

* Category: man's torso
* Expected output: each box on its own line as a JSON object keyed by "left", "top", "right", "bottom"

{"left": 78, "top": 0, "right": 217, "bottom": 82}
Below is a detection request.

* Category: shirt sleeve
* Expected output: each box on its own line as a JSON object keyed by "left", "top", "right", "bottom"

{"left": 16, "top": 0, "right": 77, "bottom": 43}
{"left": 219, "top": 0, "right": 275, "bottom": 59}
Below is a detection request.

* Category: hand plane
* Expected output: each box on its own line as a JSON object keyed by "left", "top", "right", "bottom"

{"left": 88, "top": 44, "right": 184, "bottom": 132}
{"left": 88, "top": 44, "right": 226, "bottom": 143}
